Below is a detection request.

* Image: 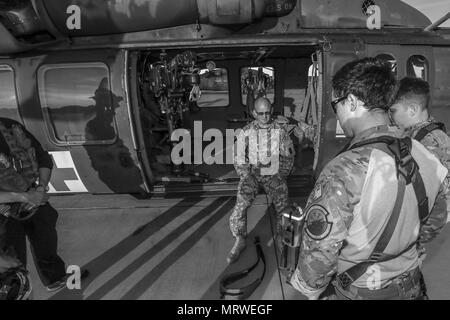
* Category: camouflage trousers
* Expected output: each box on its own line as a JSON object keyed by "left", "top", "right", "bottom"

{"left": 229, "top": 173, "right": 289, "bottom": 238}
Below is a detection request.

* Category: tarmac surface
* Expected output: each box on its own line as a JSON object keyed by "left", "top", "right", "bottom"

{"left": 26, "top": 193, "right": 450, "bottom": 300}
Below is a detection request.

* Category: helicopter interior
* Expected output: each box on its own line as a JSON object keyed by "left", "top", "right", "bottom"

{"left": 134, "top": 45, "right": 320, "bottom": 189}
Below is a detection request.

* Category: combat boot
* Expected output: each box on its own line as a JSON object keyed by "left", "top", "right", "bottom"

{"left": 226, "top": 236, "right": 247, "bottom": 264}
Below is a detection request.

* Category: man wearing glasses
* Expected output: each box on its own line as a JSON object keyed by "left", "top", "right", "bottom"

{"left": 227, "top": 97, "right": 297, "bottom": 264}
{"left": 289, "top": 58, "right": 449, "bottom": 299}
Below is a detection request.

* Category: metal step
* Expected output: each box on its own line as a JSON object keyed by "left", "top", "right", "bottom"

{"left": 150, "top": 175, "right": 315, "bottom": 198}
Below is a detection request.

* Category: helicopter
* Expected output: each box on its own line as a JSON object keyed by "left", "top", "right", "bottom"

{"left": 0, "top": 0, "right": 448, "bottom": 196}
{"left": 0, "top": 0, "right": 449, "bottom": 300}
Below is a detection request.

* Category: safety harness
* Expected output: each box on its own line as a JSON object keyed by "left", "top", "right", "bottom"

{"left": 219, "top": 237, "right": 266, "bottom": 300}
{"left": 298, "top": 51, "right": 322, "bottom": 170}
{"left": 336, "top": 136, "right": 429, "bottom": 289}
{"left": 413, "top": 122, "right": 447, "bottom": 142}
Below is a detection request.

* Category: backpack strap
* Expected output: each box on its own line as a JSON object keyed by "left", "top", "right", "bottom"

{"left": 414, "top": 122, "right": 447, "bottom": 142}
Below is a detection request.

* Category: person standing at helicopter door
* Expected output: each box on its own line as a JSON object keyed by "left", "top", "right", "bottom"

{"left": 0, "top": 117, "right": 87, "bottom": 292}
{"left": 289, "top": 58, "right": 449, "bottom": 300}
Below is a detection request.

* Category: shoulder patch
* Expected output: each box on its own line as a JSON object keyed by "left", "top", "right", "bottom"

{"left": 305, "top": 205, "right": 333, "bottom": 240}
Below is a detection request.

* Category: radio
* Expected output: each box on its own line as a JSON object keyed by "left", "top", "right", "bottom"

{"left": 279, "top": 204, "right": 305, "bottom": 275}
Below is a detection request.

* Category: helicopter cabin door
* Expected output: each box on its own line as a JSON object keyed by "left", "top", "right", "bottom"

{"left": 12, "top": 49, "right": 149, "bottom": 194}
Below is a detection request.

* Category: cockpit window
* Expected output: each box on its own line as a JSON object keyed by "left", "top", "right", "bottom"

{"left": 376, "top": 54, "right": 398, "bottom": 78}
{"left": 197, "top": 68, "right": 229, "bottom": 107}
{"left": 407, "top": 55, "right": 428, "bottom": 81}
{"left": 38, "top": 63, "right": 118, "bottom": 145}
{"left": 0, "top": 65, "right": 21, "bottom": 122}
{"left": 241, "top": 66, "right": 275, "bottom": 105}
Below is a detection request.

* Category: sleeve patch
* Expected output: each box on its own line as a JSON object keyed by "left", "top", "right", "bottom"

{"left": 305, "top": 205, "right": 333, "bottom": 240}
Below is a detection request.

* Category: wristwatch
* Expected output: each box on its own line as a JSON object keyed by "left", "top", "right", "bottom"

{"left": 36, "top": 184, "right": 50, "bottom": 192}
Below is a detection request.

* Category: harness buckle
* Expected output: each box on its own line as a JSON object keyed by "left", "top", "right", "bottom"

{"left": 399, "top": 153, "right": 413, "bottom": 167}
{"left": 337, "top": 272, "right": 354, "bottom": 289}
{"left": 389, "top": 138, "right": 416, "bottom": 184}
{"left": 368, "top": 251, "right": 383, "bottom": 262}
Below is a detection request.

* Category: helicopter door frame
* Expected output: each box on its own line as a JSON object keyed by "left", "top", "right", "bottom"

{"left": 317, "top": 40, "right": 362, "bottom": 174}
{"left": 127, "top": 50, "right": 155, "bottom": 187}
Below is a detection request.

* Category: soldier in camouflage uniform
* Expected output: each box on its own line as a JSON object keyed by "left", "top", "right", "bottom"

{"left": 390, "top": 78, "right": 450, "bottom": 295}
{"left": 390, "top": 77, "right": 450, "bottom": 225}
{"left": 227, "top": 97, "right": 314, "bottom": 264}
{"left": 290, "top": 58, "right": 449, "bottom": 300}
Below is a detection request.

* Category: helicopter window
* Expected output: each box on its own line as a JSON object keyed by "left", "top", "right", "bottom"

{"left": 241, "top": 66, "right": 275, "bottom": 105}
{"left": 0, "top": 65, "right": 21, "bottom": 122}
{"left": 197, "top": 68, "right": 229, "bottom": 107}
{"left": 375, "top": 54, "right": 398, "bottom": 78}
{"left": 38, "top": 63, "right": 117, "bottom": 145}
{"left": 407, "top": 55, "right": 428, "bottom": 81}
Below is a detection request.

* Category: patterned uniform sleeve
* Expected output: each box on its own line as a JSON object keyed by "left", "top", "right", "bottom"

{"left": 418, "top": 131, "right": 450, "bottom": 245}
{"left": 234, "top": 127, "right": 251, "bottom": 177}
{"left": 289, "top": 120, "right": 316, "bottom": 145}
{"left": 290, "top": 151, "right": 366, "bottom": 299}
{"left": 279, "top": 126, "right": 295, "bottom": 177}
{"left": 419, "top": 177, "right": 449, "bottom": 246}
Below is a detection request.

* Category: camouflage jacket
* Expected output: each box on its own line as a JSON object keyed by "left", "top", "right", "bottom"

{"left": 406, "top": 117, "right": 450, "bottom": 228}
{"left": 234, "top": 120, "right": 295, "bottom": 177}
{"left": 290, "top": 125, "right": 449, "bottom": 299}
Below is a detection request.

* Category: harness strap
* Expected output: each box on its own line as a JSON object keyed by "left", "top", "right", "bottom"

{"left": 336, "top": 136, "right": 428, "bottom": 289}
{"left": 219, "top": 237, "right": 266, "bottom": 300}
{"left": 337, "top": 175, "right": 406, "bottom": 288}
{"left": 343, "top": 136, "right": 429, "bottom": 221}
{"left": 412, "top": 168, "right": 429, "bottom": 223}
{"left": 414, "top": 122, "right": 446, "bottom": 142}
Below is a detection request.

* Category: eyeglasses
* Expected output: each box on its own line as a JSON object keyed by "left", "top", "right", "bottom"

{"left": 388, "top": 107, "right": 397, "bottom": 124}
{"left": 255, "top": 111, "right": 271, "bottom": 116}
{"left": 331, "top": 96, "right": 347, "bottom": 114}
